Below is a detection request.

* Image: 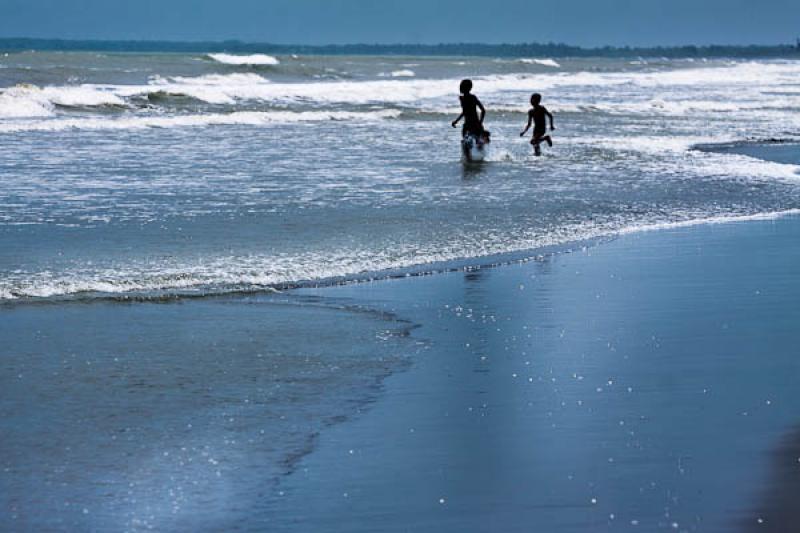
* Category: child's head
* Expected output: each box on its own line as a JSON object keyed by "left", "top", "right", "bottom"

{"left": 460, "top": 79, "right": 473, "bottom": 95}
{"left": 531, "top": 93, "right": 542, "bottom": 106}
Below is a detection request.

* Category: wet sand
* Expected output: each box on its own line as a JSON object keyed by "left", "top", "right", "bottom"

{"left": 3, "top": 215, "right": 800, "bottom": 531}
{"left": 271, "top": 215, "right": 800, "bottom": 532}
{"left": 745, "top": 426, "right": 800, "bottom": 533}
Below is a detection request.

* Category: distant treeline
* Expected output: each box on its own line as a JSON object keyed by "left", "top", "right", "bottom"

{"left": 2, "top": 38, "right": 800, "bottom": 58}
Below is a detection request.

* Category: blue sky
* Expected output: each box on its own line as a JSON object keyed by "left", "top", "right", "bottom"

{"left": 1, "top": 0, "right": 798, "bottom": 46}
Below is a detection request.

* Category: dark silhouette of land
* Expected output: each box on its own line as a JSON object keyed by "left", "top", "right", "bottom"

{"left": 1, "top": 37, "right": 799, "bottom": 58}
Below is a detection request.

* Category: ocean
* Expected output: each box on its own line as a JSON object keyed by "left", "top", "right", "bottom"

{"left": 1, "top": 52, "right": 800, "bottom": 300}
{"left": 3, "top": 51, "right": 800, "bottom": 531}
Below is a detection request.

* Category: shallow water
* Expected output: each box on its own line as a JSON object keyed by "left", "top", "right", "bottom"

{"left": 2, "top": 53, "right": 800, "bottom": 300}
{"left": 3, "top": 52, "right": 800, "bottom": 532}
{"left": 0, "top": 295, "right": 417, "bottom": 531}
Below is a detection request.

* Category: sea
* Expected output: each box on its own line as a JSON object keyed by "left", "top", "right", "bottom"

{"left": 1, "top": 52, "right": 800, "bottom": 300}
{"left": 3, "top": 50, "right": 800, "bottom": 531}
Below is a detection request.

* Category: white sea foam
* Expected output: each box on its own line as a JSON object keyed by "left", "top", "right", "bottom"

{"left": 161, "top": 62, "right": 798, "bottom": 106}
{"left": 698, "top": 153, "right": 800, "bottom": 182}
{"left": 419, "top": 97, "right": 800, "bottom": 118}
{"left": 4, "top": 206, "right": 800, "bottom": 301}
{"left": 42, "top": 86, "right": 126, "bottom": 107}
{"left": 207, "top": 53, "right": 280, "bottom": 66}
{"left": 574, "top": 134, "right": 800, "bottom": 182}
{"left": 4, "top": 58, "right": 800, "bottom": 303}
{"left": 4, "top": 61, "right": 798, "bottom": 115}
{"left": 617, "top": 208, "right": 800, "bottom": 235}
{"left": 0, "top": 233, "right": 639, "bottom": 299}
{"left": 391, "top": 70, "right": 416, "bottom": 77}
{"left": 121, "top": 71, "right": 604, "bottom": 107}
{"left": 0, "top": 109, "right": 402, "bottom": 133}
{"left": 135, "top": 72, "right": 273, "bottom": 105}
{"left": 0, "top": 83, "right": 127, "bottom": 118}
{"left": 2, "top": 144, "right": 798, "bottom": 299}
{"left": 546, "top": 95, "right": 800, "bottom": 117}
{"left": 519, "top": 58, "right": 561, "bottom": 68}
{"left": 581, "top": 135, "right": 727, "bottom": 154}
{"left": 0, "top": 86, "right": 54, "bottom": 117}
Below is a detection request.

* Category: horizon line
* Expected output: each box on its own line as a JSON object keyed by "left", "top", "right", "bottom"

{"left": 1, "top": 36, "right": 799, "bottom": 50}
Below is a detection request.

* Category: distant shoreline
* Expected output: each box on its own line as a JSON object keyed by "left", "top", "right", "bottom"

{"left": 2, "top": 37, "right": 799, "bottom": 58}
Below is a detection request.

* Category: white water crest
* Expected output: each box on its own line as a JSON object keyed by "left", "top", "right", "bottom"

{"left": 3, "top": 56, "right": 800, "bottom": 302}
{"left": 5, "top": 205, "right": 800, "bottom": 301}
{"left": 2, "top": 61, "right": 799, "bottom": 119}
{"left": 207, "top": 53, "right": 280, "bottom": 66}
{"left": 519, "top": 58, "right": 561, "bottom": 68}
{"left": 0, "top": 109, "right": 402, "bottom": 133}
{"left": 0, "top": 83, "right": 126, "bottom": 118}
{"left": 0, "top": 85, "right": 54, "bottom": 117}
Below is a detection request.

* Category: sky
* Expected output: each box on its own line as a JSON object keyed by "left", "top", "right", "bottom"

{"left": 1, "top": 0, "right": 798, "bottom": 47}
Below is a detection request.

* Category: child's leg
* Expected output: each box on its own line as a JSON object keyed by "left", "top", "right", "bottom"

{"left": 533, "top": 132, "right": 552, "bottom": 147}
{"left": 531, "top": 133, "right": 543, "bottom": 156}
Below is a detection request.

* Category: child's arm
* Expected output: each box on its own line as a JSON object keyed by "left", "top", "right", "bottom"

{"left": 476, "top": 97, "right": 486, "bottom": 124}
{"left": 451, "top": 112, "right": 463, "bottom": 128}
{"left": 520, "top": 111, "right": 533, "bottom": 136}
{"left": 546, "top": 108, "right": 555, "bottom": 130}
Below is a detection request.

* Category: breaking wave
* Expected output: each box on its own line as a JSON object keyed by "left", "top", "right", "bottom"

{"left": 518, "top": 58, "right": 561, "bottom": 68}
{"left": 0, "top": 84, "right": 127, "bottom": 118}
{"left": 207, "top": 53, "right": 280, "bottom": 66}
{"left": 3, "top": 61, "right": 799, "bottom": 120}
{"left": 0, "top": 109, "right": 402, "bottom": 133}
{"left": 4, "top": 207, "right": 800, "bottom": 302}
{"left": 3, "top": 57, "right": 800, "bottom": 304}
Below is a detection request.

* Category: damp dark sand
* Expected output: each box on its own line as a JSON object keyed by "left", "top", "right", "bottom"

{"left": 275, "top": 215, "right": 800, "bottom": 533}
{"left": 3, "top": 215, "right": 800, "bottom": 532}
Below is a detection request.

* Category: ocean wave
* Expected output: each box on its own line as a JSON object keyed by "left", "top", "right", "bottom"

{"left": 207, "top": 53, "right": 280, "bottom": 66}
{"left": 114, "top": 71, "right": 602, "bottom": 107}
{"left": 0, "top": 83, "right": 126, "bottom": 118}
{"left": 518, "top": 58, "right": 561, "bottom": 68}
{"left": 408, "top": 97, "right": 800, "bottom": 119}
{"left": 3, "top": 59, "right": 800, "bottom": 305}
{"left": 616, "top": 209, "right": 800, "bottom": 235}
{"left": 135, "top": 72, "right": 272, "bottom": 105}
{"left": 0, "top": 85, "right": 54, "bottom": 117}
{"left": 378, "top": 69, "right": 416, "bottom": 78}
{"left": 145, "top": 62, "right": 800, "bottom": 106}
{"left": 0, "top": 109, "right": 402, "bottom": 133}
{"left": 4, "top": 61, "right": 799, "bottom": 116}
{"left": 4, "top": 208, "right": 800, "bottom": 302}
{"left": 0, "top": 230, "right": 630, "bottom": 300}
{"left": 553, "top": 98, "right": 800, "bottom": 116}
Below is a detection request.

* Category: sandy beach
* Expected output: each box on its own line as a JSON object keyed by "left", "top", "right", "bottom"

{"left": 276, "top": 215, "right": 800, "bottom": 532}
{"left": 4, "top": 214, "right": 800, "bottom": 532}
{"left": 2, "top": 46, "right": 800, "bottom": 532}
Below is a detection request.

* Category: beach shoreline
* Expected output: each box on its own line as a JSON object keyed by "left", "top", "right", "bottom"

{"left": 3, "top": 212, "right": 800, "bottom": 531}
{"left": 3, "top": 48, "right": 800, "bottom": 530}
{"left": 274, "top": 214, "right": 800, "bottom": 532}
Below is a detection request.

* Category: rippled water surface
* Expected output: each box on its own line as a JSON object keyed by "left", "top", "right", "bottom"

{"left": 2, "top": 52, "right": 800, "bottom": 299}
{"left": 3, "top": 51, "right": 800, "bottom": 533}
